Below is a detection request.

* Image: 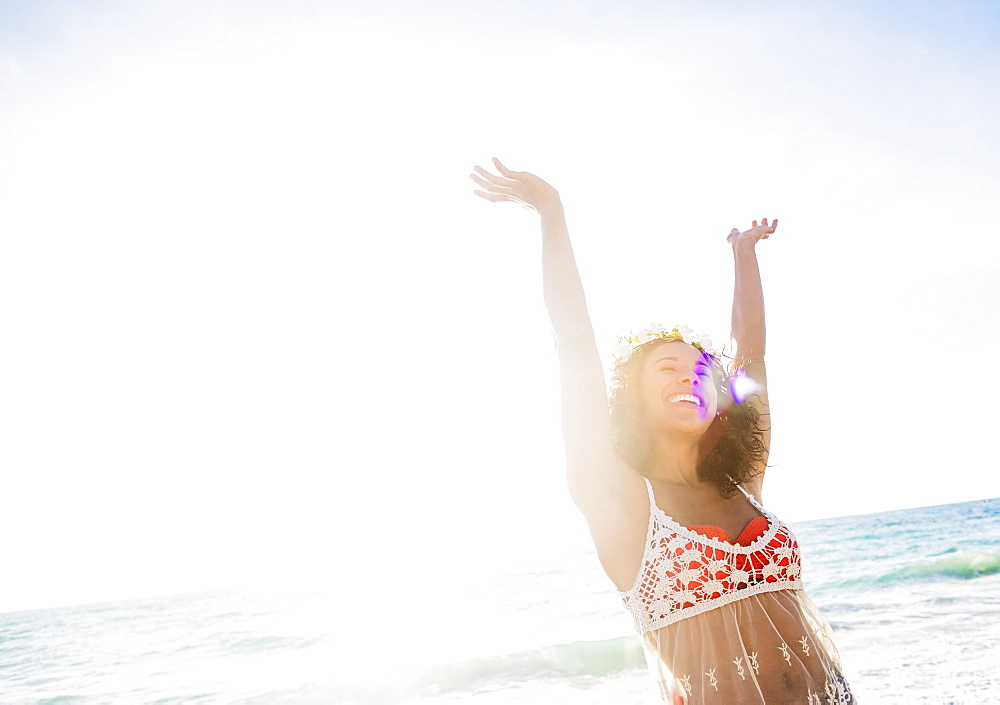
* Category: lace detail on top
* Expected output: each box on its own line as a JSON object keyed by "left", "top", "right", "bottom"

{"left": 620, "top": 479, "right": 804, "bottom": 634}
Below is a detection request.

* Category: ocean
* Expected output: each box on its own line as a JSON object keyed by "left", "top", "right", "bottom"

{"left": 2, "top": 498, "right": 998, "bottom": 704}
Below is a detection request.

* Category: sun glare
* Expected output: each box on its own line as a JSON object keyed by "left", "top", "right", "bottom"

{"left": 731, "top": 368, "right": 760, "bottom": 404}
{"left": 1, "top": 0, "right": 998, "bottom": 616}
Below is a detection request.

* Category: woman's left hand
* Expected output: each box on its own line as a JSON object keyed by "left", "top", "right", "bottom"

{"left": 727, "top": 218, "right": 778, "bottom": 245}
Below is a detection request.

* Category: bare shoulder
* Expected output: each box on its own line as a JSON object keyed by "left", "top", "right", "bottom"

{"left": 570, "top": 452, "right": 652, "bottom": 592}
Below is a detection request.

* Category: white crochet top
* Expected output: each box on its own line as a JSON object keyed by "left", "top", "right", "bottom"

{"left": 620, "top": 478, "right": 804, "bottom": 634}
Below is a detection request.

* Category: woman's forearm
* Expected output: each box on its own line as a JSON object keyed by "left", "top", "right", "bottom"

{"left": 731, "top": 239, "right": 766, "bottom": 360}
{"left": 539, "top": 202, "right": 597, "bottom": 346}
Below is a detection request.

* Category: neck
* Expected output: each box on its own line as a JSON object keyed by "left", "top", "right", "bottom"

{"left": 646, "top": 432, "right": 703, "bottom": 487}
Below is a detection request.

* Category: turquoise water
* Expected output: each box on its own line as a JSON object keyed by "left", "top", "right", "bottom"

{"left": 2, "top": 498, "right": 998, "bottom": 704}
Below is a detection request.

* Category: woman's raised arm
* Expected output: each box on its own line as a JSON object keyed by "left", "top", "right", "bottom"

{"left": 726, "top": 219, "right": 777, "bottom": 484}
{"left": 470, "top": 159, "right": 647, "bottom": 548}
{"left": 471, "top": 159, "right": 591, "bottom": 343}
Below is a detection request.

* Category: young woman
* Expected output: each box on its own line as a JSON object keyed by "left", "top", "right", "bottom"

{"left": 470, "top": 158, "right": 855, "bottom": 704}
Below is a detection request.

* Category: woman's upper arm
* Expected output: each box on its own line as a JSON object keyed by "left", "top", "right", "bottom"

{"left": 738, "top": 359, "right": 771, "bottom": 479}
{"left": 556, "top": 338, "right": 650, "bottom": 571}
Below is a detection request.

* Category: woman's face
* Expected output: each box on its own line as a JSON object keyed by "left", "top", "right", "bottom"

{"left": 639, "top": 341, "right": 719, "bottom": 435}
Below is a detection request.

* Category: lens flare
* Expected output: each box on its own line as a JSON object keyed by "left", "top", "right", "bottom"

{"left": 731, "top": 369, "right": 759, "bottom": 404}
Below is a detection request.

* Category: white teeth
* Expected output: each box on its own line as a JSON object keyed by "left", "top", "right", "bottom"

{"left": 668, "top": 394, "right": 701, "bottom": 406}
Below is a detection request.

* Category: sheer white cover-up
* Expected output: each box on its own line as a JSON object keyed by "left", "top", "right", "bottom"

{"left": 620, "top": 480, "right": 855, "bottom": 704}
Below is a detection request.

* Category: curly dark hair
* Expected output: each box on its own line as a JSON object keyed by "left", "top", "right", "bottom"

{"left": 608, "top": 339, "right": 768, "bottom": 498}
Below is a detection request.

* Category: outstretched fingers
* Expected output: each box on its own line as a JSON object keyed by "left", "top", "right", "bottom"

{"left": 728, "top": 217, "right": 779, "bottom": 243}
{"left": 473, "top": 189, "right": 515, "bottom": 203}
{"left": 470, "top": 171, "right": 502, "bottom": 190}
{"left": 492, "top": 157, "right": 516, "bottom": 177}
{"left": 469, "top": 158, "right": 558, "bottom": 212}
{"left": 470, "top": 171, "right": 518, "bottom": 197}
{"left": 473, "top": 165, "right": 510, "bottom": 186}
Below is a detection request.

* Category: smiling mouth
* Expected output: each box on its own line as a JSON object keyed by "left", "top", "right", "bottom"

{"left": 667, "top": 394, "right": 702, "bottom": 407}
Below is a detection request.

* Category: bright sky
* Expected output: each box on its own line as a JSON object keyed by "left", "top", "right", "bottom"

{"left": 1, "top": 0, "right": 998, "bottom": 615}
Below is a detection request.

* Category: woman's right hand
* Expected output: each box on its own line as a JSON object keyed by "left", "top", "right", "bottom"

{"left": 727, "top": 218, "right": 778, "bottom": 246}
{"left": 470, "top": 158, "right": 562, "bottom": 215}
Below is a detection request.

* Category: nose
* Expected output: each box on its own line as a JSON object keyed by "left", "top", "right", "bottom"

{"left": 679, "top": 370, "right": 699, "bottom": 386}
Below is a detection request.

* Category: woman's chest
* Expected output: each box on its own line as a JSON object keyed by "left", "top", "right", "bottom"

{"left": 655, "top": 493, "right": 765, "bottom": 544}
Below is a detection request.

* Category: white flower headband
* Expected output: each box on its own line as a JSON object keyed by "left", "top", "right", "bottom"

{"left": 613, "top": 324, "right": 716, "bottom": 365}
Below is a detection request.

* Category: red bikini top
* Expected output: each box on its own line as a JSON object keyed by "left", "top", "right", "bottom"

{"left": 687, "top": 515, "right": 771, "bottom": 545}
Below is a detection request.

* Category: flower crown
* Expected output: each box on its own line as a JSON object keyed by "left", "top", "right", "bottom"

{"left": 613, "top": 324, "right": 715, "bottom": 364}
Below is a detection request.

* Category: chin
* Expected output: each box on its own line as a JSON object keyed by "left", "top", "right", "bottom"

{"left": 672, "top": 418, "right": 712, "bottom": 436}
